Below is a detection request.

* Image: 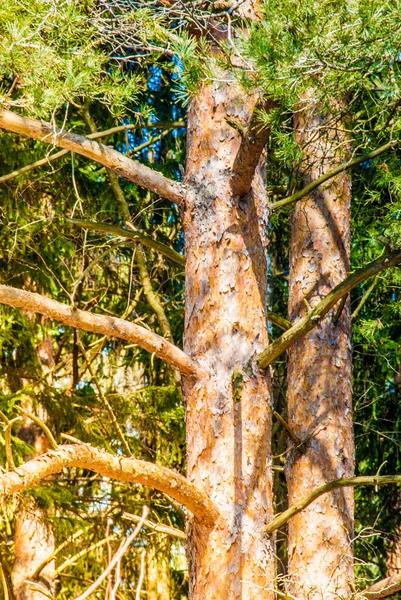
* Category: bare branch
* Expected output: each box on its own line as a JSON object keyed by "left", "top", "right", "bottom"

{"left": 0, "top": 285, "right": 199, "bottom": 377}
{"left": 74, "top": 506, "right": 149, "bottom": 600}
{"left": 69, "top": 219, "right": 185, "bottom": 266}
{"left": 358, "top": 574, "right": 401, "bottom": 599}
{"left": 265, "top": 474, "right": 401, "bottom": 534}
{"left": 0, "top": 121, "right": 185, "bottom": 185}
{"left": 0, "top": 444, "right": 220, "bottom": 526}
{"left": 267, "top": 311, "right": 291, "bottom": 331}
{"left": 271, "top": 139, "right": 401, "bottom": 211}
{"left": 0, "top": 109, "right": 185, "bottom": 205}
{"left": 230, "top": 100, "right": 274, "bottom": 198}
{"left": 123, "top": 512, "right": 186, "bottom": 540}
{"left": 258, "top": 248, "right": 401, "bottom": 368}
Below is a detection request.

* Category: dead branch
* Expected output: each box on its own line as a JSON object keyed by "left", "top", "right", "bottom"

{"left": 0, "top": 285, "right": 199, "bottom": 377}
{"left": 123, "top": 512, "right": 186, "bottom": 540}
{"left": 69, "top": 218, "right": 185, "bottom": 266}
{"left": 74, "top": 507, "right": 149, "bottom": 600}
{"left": 357, "top": 574, "right": 401, "bottom": 599}
{"left": 0, "top": 121, "right": 185, "bottom": 185}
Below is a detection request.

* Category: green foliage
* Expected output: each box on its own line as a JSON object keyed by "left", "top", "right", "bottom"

{"left": 0, "top": 0, "right": 142, "bottom": 118}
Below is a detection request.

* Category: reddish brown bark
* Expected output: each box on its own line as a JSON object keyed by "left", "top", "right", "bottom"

{"left": 12, "top": 342, "right": 56, "bottom": 600}
{"left": 12, "top": 501, "right": 55, "bottom": 600}
{"left": 182, "top": 77, "right": 274, "bottom": 598}
{"left": 286, "top": 104, "right": 355, "bottom": 599}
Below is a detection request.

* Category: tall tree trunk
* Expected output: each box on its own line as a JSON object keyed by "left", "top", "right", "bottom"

{"left": 12, "top": 337, "right": 55, "bottom": 600}
{"left": 12, "top": 500, "right": 55, "bottom": 600}
{"left": 182, "top": 76, "right": 274, "bottom": 598}
{"left": 146, "top": 537, "right": 171, "bottom": 600}
{"left": 286, "top": 103, "right": 355, "bottom": 599}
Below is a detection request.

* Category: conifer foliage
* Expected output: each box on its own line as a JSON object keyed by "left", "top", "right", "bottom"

{"left": 1, "top": 1, "right": 401, "bottom": 599}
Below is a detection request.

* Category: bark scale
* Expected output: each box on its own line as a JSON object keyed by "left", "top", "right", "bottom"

{"left": 286, "top": 105, "right": 355, "bottom": 599}
{"left": 182, "top": 77, "right": 274, "bottom": 599}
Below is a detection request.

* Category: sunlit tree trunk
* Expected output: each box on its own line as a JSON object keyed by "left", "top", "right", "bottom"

{"left": 146, "top": 537, "right": 171, "bottom": 600}
{"left": 286, "top": 102, "right": 355, "bottom": 599}
{"left": 182, "top": 73, "right": 274, "bottom": 598}
{"left": 12, "top": 337, "right": 55, "bottom": 600}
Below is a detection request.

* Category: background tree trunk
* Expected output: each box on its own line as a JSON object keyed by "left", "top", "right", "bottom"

{"left": 286, "top": 103, "right": 355, "bottom": 599}
{"left": 182, "top": 76, "right": 274, "bottom": 599}
{"left": 12, "top": 337, "right": 55, "bottom": 600}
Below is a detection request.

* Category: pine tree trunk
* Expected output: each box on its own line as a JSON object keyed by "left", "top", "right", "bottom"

{"left": 286, "top": 104, "right": 355, "bottom": 599}
{"left": 12, "top": 338, "right": 55, "bottom": 600}
{"left": 146, "top": 537, "right": 171, "bottom": 600}
{"left": 182, "top": 78, "right": 274, "bottom": 599}
{"left": 12, "top": 502, "right": 55, "bottom": 600}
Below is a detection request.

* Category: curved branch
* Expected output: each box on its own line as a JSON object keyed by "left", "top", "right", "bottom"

{"left": 258, "top": 248, "right": 401, "bottom": 368}
{"left": 0, "top": 444, "right": 220, "bottom": 526}
{"left": 271, "top": 139, "right": 401, "bottom": 210}
{"left": 358, "top": 574, "right": 401, "bottom": 599}
{"left": 0, "top": 109, "right": 185, "bottom": 205}
{"left": 0, "top": 285, "right": 199, "bottom": 377}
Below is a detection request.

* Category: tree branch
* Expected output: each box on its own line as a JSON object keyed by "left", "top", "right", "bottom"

{"left": 265, "top": 474, "right": 401, "bottom": 534}
{"left": 0, "top": 444, "right": 220, "bottom": 526}
{"left": 357, "top": 574, "right": 401, "bottom": 599}
{"left": 271, "top": 139, "right": 401, "bottom": 211}
{"left": 267, "top": 311, "right": 291, "bottom": 331}
{"left": 0, "top": 109, "right": 185, "bottom": 205}
{"left": 0, "top": 122, "right": 185, "bottom": 185}
{"left": 258, "top": 248, "right": 401, "bottom": 368}
{"left": 68, "top": 219, "right": 185, "bottom": 266}
{"left": 0, "top": 285, "right": 199, "bottom": 377}
{"left": 230, "top": 100, "right": 274, "bottom": 198}
{"left": 123, "top": 512, "right": 186, "bottom": 540}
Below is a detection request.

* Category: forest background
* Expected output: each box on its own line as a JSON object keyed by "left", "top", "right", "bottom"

{"left": 0, "top": 1, "right": 401, "bottom": 599}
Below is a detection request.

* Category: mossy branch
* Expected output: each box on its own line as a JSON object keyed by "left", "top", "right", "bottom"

{"left": 266, "top": 474, "right": 401, "bottom": 534}
{"left": 258, "top": 248, "right": 401, "bottom": 368}
{"left": 271, "top": 139, "right": 401, "bottom": 211}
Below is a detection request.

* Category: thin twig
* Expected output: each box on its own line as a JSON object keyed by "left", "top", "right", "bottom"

{"left": 15, "top": 406, "right": 58, "bottom": 450}
{"left": 123, "top": 512, "right": 186, "bottom": 540}
{"left": 76, "top": 334, "right": 132, "bottom": 456}
{"left": 73, "top": 506, "right": 149, "bottom": 600}
{"left": 135, "top": 549, "right": 146, "bottom": 600}
{"left": 352, "top": 276, "right": 378, "bottom": 319}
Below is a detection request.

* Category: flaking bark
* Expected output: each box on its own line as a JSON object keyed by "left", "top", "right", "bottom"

{"left": 183, "top": 74, "right": 274, "bottom": 598}
{"left": 286, "top": 103, "right": 355, "bottom": 600}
